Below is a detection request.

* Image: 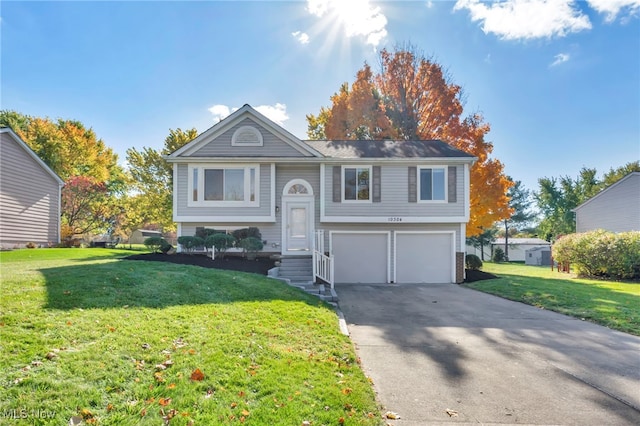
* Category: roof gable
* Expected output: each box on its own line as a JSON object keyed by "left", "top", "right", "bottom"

{"left": 573, "top": 172, "right": 640, "bottom": 212}
{"left": 167, "top": 105, "right": 322, "bottom": 159}
{"left": 0, "top": 127, "right": 64, "bottom": 185}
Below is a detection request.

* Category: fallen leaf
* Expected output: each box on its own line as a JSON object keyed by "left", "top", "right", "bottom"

{"left": 45, "top": 352, "right": 58, "bottom": 360}
{"left": 155, "top": 364, "right": 167, "bottom": 371}
{"left": 341, "top": 388, "right": 352, "bottom": 395}
{"left": 159, "top": 397, "right": 172, "bottom": 406}
{"left": 167, "top": 383, "right": 176, "bottom": 389}
{"left": 445, "top": 409, "right": 458, "bottom": 417}
{"left": 154, "top": 372, "right": 165, "bottom": 382}
{"left": 68, "top": 416, "right": 83, "bottom": 425}
{"left": 106, "top": 403, "right": 114, "bottom": 412}
{"left": 190, "top": 368, "right": 204, "bottom": 381}
{"left": 241, "top": 409, "right": 250, "bottom": 416}
{"left": 141, "top": 343, "right": 151, "bottom": 350}
{"left": 205, "top": 389, "right": 214, "bottom": 398}
{"left": 230, "top": 402, "right": 238, "bottom": 408}
{"left": 385, "top": 411, "right": 401, "bottom": 419}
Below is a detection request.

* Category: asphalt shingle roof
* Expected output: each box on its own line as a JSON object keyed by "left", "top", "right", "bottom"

{"left": 302, "top": 139, "right": 475, "bottom": 159}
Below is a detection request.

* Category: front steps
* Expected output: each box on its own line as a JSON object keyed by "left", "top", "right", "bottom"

{"left": 269, "top": 255, "right": 338, "bottom": 303}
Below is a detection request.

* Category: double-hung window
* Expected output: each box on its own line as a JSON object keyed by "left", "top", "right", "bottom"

{"left": 418, "top": 166, "right": 446, "bottom": 202}
{"left": 189, "top": 164, "right": 259, "bottom": 206}
{"left": 343, "top": 166, "right": 371, "bottom": 202}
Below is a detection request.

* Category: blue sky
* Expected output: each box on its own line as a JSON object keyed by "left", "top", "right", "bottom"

{"left": 2, "top": 0, "right": 639, "bottom": 193}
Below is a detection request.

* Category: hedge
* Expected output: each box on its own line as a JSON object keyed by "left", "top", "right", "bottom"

{"left": 552, "top": 230, "right": 640, "bottom": 279}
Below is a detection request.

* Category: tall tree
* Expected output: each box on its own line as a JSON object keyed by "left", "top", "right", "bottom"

{"left": 502, "top": 178, "right": 537, "bottom": 260}
{"left": 124, "top": 128, "right": 197, "bottom": 234}
{"left": 535, "top": 168, "right": 601, "bottom": 240}
{"left": 466, "top": 226, "right": 498, "bottom": 261}
{"left": 307, "top": 45, "right": 513, "bottom": 235}
{"left": 602, "top": 161, "right": 640, "bottom": 187}
{"left": 0, "top": 110, "right": 124, "bottom": 185}
{"left": 61, "top": 176, "right": 114, "bottom": 239}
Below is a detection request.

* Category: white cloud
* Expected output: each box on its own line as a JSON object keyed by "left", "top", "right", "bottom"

{"left": 208, "top": 104, "right": 234, "bottom": 122}
{"left": 255, "top": 103, "right": 289, "bottom": 126}
{"left": 207, "top": 103, "right": 289, "bottom": 126}
{"left": 307, "top": 0, "right": 388, "bottom": 46}
{"left": 550, "top": 52, "right": 570, "bottom": 67}
{"left": 453, "top": 0, "right": 592, "bottom": 40}
{"left": 292, "top": 30, "right": 310, "bottom": 44}
{"left": 586, "top": 0, "right": 640, "bottom": 22}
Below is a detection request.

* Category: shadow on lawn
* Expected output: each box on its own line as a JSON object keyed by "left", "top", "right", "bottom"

{"left": 41, "top": 258, "right": 320, "bottom": 310}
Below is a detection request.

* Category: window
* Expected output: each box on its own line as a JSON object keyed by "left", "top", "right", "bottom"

{"left": 189, "top": 165, "right": 259, "bottom": 206}
{"left": 343, "top": 166, "right": 371, "bottom": 201}
{"left": 418, "top": 167, "right": 446, "bottom": 201}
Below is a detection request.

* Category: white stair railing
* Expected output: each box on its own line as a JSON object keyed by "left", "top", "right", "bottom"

{"left": 313, "top": 230, "right": 334, "bottom": 288}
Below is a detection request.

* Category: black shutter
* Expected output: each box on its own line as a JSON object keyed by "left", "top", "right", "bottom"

{"left": 448, "top": 166, "right": 457, "bottom": 203}
{"left": 372, "top": 166, "right": 381, "bottom": 203}
{"left": 333, "top": 166, "right": 342, "bottom": 202}
{"left": 408, "top": 166, "right": 417, "bottom": 202}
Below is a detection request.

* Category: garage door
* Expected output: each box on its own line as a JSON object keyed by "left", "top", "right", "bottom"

{"left": 331, "top": 233, "right": 388, "bottom": 283}
{"left": 395, "top": 232, "right": 453, "bottom": 283}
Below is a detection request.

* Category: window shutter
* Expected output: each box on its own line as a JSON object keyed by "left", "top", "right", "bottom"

{"left": 408, "top": 166, "right": 417, "bottom": 202}
{"left": 333, "top": 166, "right": 342, "bottom": 202}
{"left": 448, "top": 166, "right": 457, "bottom": 203}
{"left": 372, "top": 166, "right": 381, "bottom": 203}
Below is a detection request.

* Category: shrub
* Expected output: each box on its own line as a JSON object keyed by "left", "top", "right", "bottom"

{"left": 465, "top": 254, "right": 483, "bottom": 270}
{"left": 238, "top": 237, "right": 264, "bottom": 260}
{"left": 177, "top": 236, "right": 204, "bottom": 253}
{"left": 205, "top": 233, "right": 236, "bottom": 259}
{"left": 552, "top": 230, "right": 640, "bottom": 279}
{"left": 160, "top": 240, "right": 173, "bottom": 254}
{"left": 144, "top": 236, "right": 168, "bottom": 253}
{"left": 25, "top": 242, "right": 37, "bottom": 249}
{"left": 195, "top": 228, "right": 225, "bottom": 239}
{"left": 492, "top": 247, "right": 505, "bottom": 263}
{"left": 232, "top": 227, "right": 262, "bottom": 243}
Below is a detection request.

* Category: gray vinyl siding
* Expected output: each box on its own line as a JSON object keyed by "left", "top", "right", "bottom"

{"left": 190, "top": 118, "right": 307, "bottom": 157}
{"left": 324, "top": 222, "right": 461, "bottom": 281}
{"left": 575, "top": 173, "right": 640, "bottom": 232}
{"left": 324, "top": 164, "right": 466, "bottom": 217}
{"left": 0, "top": 133, "right": 61, "bottom": 247}
{"left": 176, "top": 163, "right": 272, "bottom": 217}
{"left": 275, "top": 164, "right": 321, "bottom": 234}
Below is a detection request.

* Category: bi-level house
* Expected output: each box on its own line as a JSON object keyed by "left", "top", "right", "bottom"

{"left": 166, "top": 105, "right": 476, "bottom": 285}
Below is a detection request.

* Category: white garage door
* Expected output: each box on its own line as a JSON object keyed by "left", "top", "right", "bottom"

{"left": 331, "top": 233, "right": 388, "bottom": 283}
{"left": 395, "top": 233, "right": 453, "bottom": 283}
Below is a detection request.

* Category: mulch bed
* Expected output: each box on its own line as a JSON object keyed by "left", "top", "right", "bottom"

{"left": 125, "top": 253, "right": 497, "bottom": 282}
{"left": 124, "top": 253, "right": 276, "bottom": 275}
{"left": 464, "top": 268, "right": 499, "bottom": 283}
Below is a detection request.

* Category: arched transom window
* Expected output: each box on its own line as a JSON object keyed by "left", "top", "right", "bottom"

{"left": 283, "top": 179, "right": 313, "bottom": 196}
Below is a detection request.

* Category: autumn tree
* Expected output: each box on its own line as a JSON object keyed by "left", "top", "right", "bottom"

{"left": 0, "top": 110, "right": 124, "bottom": 185}
{"left": 307, "top": 46, "right": 512, "bottom": 235}
{"left": 124, "top": 128, "right": 197, "bottom": 235}
{"left": 61, "top": 176, "right": 115, "bottom": 240}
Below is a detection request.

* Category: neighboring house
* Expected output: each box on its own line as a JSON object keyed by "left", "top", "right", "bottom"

{"left": 130, "top": 229, "right": 163, "bottom": 244}
{"left": 573, "top": 172, "right": 640, "bottom": 233}
{"left": 166, "top": 105, "right": 476, "bottom": 284}
{"left": 0, "top": 127, "right": 64, "bottom": 248}
{"left": 491, "top": 238, "right": 551, "bottom": 262}
{"left": 525, "top": 246, "right": 551, "bottom": 266}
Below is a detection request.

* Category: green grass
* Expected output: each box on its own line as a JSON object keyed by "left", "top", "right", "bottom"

{"left": 465, "top": 262, "right": 640, "bottom": 336}
{"left": 0, "top": 249, "right": 382, "bottom": 425}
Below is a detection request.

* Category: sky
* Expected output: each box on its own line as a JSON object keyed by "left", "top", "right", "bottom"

{"left": 2, "top": 0, "right": 639, "bottom": 193}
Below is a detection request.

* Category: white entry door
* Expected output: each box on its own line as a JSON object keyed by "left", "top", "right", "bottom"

{"left": 284, "top": 201, "right": 312, "bottom": 252}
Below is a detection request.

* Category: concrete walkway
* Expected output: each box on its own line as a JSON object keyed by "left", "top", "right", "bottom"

{"left": 335, "top": 283, "right": 640, "bottom": 425}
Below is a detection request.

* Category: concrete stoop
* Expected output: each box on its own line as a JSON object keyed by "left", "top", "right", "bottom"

{"left": 268, "top": 265, "right": 338, "bottom": 302}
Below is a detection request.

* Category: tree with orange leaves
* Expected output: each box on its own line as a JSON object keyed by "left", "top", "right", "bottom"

{"left": 307, "top": 46, "right": 513, "bottom": 236}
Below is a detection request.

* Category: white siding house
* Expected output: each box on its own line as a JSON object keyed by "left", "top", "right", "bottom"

{"left": 573, "top": 172, "right": 640, "bottom": 233}
{"left": 491, "top": 238, "right": 551, "bottom": 262}
{"left": 166, "top": 105, "right": 476, "bottom": 284}
{"left": 0, "top": 128, "right": 64, "bottom": 248}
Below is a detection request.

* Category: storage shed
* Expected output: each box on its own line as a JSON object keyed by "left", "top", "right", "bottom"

{"left": 525, "top": 246, "right": 552, "bottom": 266}
{"left": 130, "top": 229, "right": 163, "bottom": 244}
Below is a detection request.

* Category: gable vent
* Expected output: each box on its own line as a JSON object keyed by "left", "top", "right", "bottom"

{"left": 232, "top": 125, "right": 263, "bottom": 146}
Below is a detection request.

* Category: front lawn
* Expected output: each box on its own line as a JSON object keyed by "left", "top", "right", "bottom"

{"left": 0, "top": 249, "right": 381, "bottom": 425}
{"left": 465, "top": 262, "right": 640, "bottom": 336}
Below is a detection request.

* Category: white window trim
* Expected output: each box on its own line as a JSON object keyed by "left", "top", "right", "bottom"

{"left": 188, "top": 163, "right": 260, "bottom": 207}
{"left": 231, "top": 125, "right": 263, "bottom": 147}
{"left": 341, "top": 165, "right": 373, "bottom": 203}
{"left": 417, "top": 165, "right": 448, "bottom": 203}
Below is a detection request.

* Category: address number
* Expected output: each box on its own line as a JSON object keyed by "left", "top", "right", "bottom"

{"left": 388, "top": 217, "right": 403, "bottom": 222}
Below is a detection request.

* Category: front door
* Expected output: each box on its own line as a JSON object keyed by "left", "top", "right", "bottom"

{"left": 285, "top": 201, "right": 311, "bottom": 252}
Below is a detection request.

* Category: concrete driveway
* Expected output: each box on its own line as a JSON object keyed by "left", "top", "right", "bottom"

{"left": 335, "top": 283, "right": 640, "bottom": 425}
